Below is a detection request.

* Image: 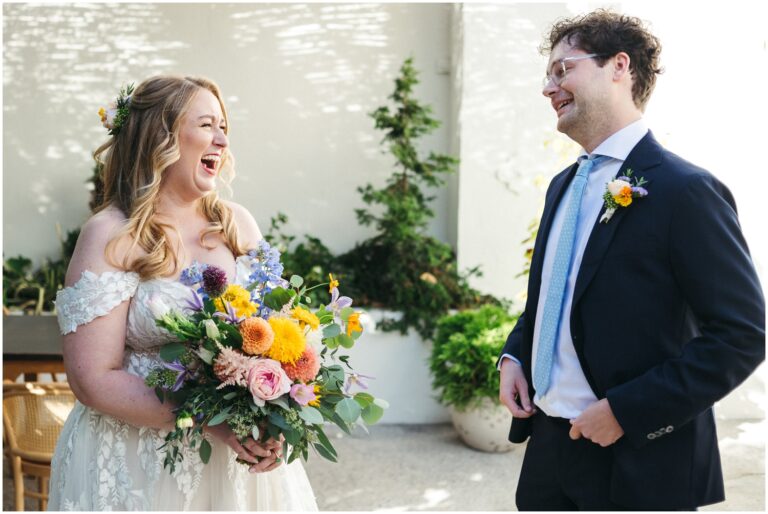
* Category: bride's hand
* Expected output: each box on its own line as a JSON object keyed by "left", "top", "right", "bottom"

{"left": 203, "top": 424, "right": 283, "bottom": 473}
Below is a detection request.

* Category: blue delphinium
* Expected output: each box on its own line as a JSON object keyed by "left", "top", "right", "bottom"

{"left": 180, "top": 261, "right": 208, "bottom": 287}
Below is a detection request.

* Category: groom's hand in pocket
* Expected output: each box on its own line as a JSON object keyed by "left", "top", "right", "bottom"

{"left": 569, "top": 398, "right": 624, "bottom": 447}
{"left": 499, "top": 358, "right": 536, "bottom": 418}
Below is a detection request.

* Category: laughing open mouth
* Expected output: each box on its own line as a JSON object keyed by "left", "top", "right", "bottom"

{"left": 201, "top": 154, "right": 220, "bottom": 173}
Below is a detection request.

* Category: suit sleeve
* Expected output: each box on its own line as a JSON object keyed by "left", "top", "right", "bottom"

{"left": 498, "top": 310, "right": 527, "bottom": 366}
{"left": 606, "top": 173, "right": 765, "bottom": 448}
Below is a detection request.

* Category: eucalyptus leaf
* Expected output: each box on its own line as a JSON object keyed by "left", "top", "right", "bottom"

{"left": 199, "top": 439, "right": 212, "bottom": 464}
{"left": 207, "top": 408, "right": 232, "bottom": 426}
{"left": 373, "top": 398, "right": 390, "bottom": 409}
{"left": 268, "top": 396, "right": 290, "bottom": 411}
{"left": 323, "top": 324, "right": 341, "bottom": 338}
{"left": 335, "top": 398, "right": 362, "bottom": 423}
{"left": 353, "top": 392, "right": 374, "bottom": 408}
{"left": 314, "top": 427, "right": 338, "bottom": 457}
{"left": 290, "top": 275, "right": 304, "bottom": 288}
{"left": 362, "top": 403, "right": 385, "bottom": 424}
{"left": 263, "top": 287, "right": 293, "bottom": 311}
{"left": 298, "top": 406, "right": 324, "bottom": 425}
{"left": 222, "top": 392, "right": 238, "bottom": 400}
{"left": 159, "top": 342, "right": 186, "bottom": 362}
{"left": 251, "top": 425, "right": 260, "bottom": 440}
{"left": 338, "top": 334, "right": 355, "bottom": 349}
{"left": 313, "top": 442, "right": 338, "bottom": 462}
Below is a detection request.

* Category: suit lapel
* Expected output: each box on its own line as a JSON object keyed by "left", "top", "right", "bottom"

{"left": 572, "top": 131, "right": 664, "bottom": 306}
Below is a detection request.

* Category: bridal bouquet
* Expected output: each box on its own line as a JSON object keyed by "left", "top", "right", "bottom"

{"left": 144, "top": 240, "right": 386, "bottom": 473}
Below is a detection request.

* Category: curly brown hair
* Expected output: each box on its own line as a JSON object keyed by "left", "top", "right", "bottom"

{"left": 542, "top": 9, "right": 663, "bottom": 110}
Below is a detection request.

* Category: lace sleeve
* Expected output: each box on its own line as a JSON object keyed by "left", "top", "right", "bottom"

{"left": 55, "top": 270, "right": 141, "bottom": 335}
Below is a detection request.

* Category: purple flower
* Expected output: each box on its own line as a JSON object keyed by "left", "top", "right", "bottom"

{"left": 632, "top": 186, "right": 649, "bottom": 197}
{"left": 329, "top": 287, "right": 352, "bottom": 315}
{"left": 202, "top": 266, "right": 228, "bottom": 298}
{"left": 214, "top": 301, "right": 245, "bottom": 324}
{"left": 164, "top": 360, "right": 191, "bottom": 392}
{"left": 344, "top": 373, "right": 374, "bottom": 393}
{"left": 186, "top": 289, "right": 205, "bottom": 312}
{"left": 290, "top": 383, "right": 317, "bottom": 406}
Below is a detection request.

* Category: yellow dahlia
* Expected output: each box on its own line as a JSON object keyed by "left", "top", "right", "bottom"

{"left": 292, "top": 307, "right": 320, "bottom": 331}
{"left": 214, "top": 284, "right": 259, "bottom": 318}
{"left": 239, "top": 317, "right": 274, "bottom": 355}
{"left": 266, "top": 317, "right": 306, "bottom": 364}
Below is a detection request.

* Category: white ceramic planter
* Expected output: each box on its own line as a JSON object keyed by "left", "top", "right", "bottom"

{"left": 449, "top": 398, "right": 515, "bottom": 452}
{"left": 337, "top": 309, "right": 450, "bottom": 424}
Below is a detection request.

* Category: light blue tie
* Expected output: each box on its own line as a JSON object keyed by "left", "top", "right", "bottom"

{"left": 533, "top": 154, "right": 607, "bottom": 394}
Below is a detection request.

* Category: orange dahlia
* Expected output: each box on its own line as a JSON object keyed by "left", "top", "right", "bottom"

{"left": 239, "top": 317, "right": 274, "bottom": 355}
{"left": 282, "top": 346, "right": 320, "bottom": 383}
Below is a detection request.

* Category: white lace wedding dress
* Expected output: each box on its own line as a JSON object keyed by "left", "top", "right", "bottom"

{"left": 48, "top": 258, "right": 318, "bottom": 511}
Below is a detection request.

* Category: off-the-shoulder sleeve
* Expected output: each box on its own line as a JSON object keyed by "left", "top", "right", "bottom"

{"left": 54, "top": 270, "right": 141, "bottom": 335}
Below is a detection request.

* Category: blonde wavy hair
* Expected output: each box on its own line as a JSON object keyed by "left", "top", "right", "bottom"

{"left": 93, "top": 75, "right": 246, "bottom": 279}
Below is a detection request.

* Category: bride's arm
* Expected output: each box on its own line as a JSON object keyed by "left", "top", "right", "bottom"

{"left": 61, "top": 209, "right": 177, "bottom": 430}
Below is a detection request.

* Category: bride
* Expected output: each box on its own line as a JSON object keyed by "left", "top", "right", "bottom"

{"left": 49, "top": 75, "right": 318, "bottom": 510}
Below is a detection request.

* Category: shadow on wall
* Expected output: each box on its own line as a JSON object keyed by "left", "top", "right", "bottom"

{"left": 3, "top": 3, "right": 452, "bottom": 258}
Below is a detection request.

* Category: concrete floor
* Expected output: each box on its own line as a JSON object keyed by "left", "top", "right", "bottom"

{"left": 4, "top": 419, "right": 764, "bottom": 511}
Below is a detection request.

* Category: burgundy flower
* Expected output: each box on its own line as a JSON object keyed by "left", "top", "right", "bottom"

{"left": 202, "top": 266, "right": 228, "bottom": 298}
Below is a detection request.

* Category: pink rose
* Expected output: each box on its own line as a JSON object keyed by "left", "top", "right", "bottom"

{"left": 247, "top": 358, "right": 292, "bottom": 406}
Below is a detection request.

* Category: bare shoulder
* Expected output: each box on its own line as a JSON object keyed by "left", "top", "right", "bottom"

{"left": 223, "top": 200, "right": 263, "bottom": 250}
{"left": 65, "top": 207, "right": 130, "bottom": 286}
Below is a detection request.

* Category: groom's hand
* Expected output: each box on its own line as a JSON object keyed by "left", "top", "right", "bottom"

{"left": 499, "top": 358, "right": 536, "bottom": 418}
{"left": 569, "top": 398, "right": 624, "bottom": 447}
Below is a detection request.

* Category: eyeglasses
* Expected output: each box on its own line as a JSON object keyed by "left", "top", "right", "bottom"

{"left": 542, "top": 53, "right": 604, "bottom": 88}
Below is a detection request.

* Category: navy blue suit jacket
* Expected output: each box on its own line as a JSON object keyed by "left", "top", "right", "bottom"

{"left": 501, "top": 131, "right": 765, "bottom": 508}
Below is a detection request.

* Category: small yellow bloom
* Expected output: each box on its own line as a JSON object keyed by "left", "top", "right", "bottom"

{"left": 346, "top": 312, "right": 362, "bottom": 337}
{"left": 98, "top": 107, "right": 106, "bottom": 122}
{"left": 308, "top": 385, "right": 322, "bottom": 407}
{"left": 328, "top": 273, "right": 339, "bottom": 293}
{"left": 214, "top": 284, "right": 259, "bottom": 318}
{"left": 292, "top": 307, "right": 320, "bottom": 331}
{"left": 614, "top": 185, "right": 633, "bottom": 207}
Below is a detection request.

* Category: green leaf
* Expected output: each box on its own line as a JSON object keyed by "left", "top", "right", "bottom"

{"left": 298, "top": 406, "right": 324, "bottom": 425}
{"left": 159, "top": 342, "right": 186, "bottom": 362}
{"left": 362, "top": 403, "right": 385, "bottom": 424}
{"left": 268, "top": 396, "right": 290, "bottom": 411}
{"left": 323, "top": 324, "right": 341, "bottom": 338}
{"left": 199, "top": 438, "right": 212, "bottom": 464}
{"left": 263, "top": 287, "right": 294, "bottom": 310}
{"left": 223, "top": 392, "right": 238, "bottom": 400}
{"left": 313, "top": 442, "right": 338, "bottom": 462}
{"left": 290, "top": 275, "right": 304, "bottom": 288}
{"left": 207, "top": 408, "right": 232, "bottom": 426}
{"left": 314, "top": 427, "right": 338, "bottom": 457}
{"left": 284, "top": 428, "right": 302, "bottom": 446}
{"left": 337, "top": 334, "right": 355, "bottom": 349}
{"left": 335, "top": 398, "right": 362, "bottom": 423}
{"left": 251, "top": 425, "right": 260, "bottom": 441}
{"left": 353, "top": 392, "right": 374, "bottom": 408}
{"left": 268, "top": 411, "right": 291, "bottom": 431}
{"left": 373, "top": 398, "right": 390, "bottom": 409}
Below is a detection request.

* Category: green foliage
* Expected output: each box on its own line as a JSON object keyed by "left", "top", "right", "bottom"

{"left": 429, "top": 305, "right": 519, "bottom": 410}
{"left": 3, "top": 226, "right": 80, "bottom": 314}
{"left": 265, "top": 213, "right": 338, "bottom": 306}
{"left": 269, "top": 58, "right": 502, "bottom": 340}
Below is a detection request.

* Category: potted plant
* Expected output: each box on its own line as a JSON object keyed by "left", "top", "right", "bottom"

{"left": 429, "top": 305, "right": 519, "bottom": 452}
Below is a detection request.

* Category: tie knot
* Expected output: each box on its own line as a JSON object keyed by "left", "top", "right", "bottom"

{"left": 575, "top": 154, "right": 608, "bottom": 177}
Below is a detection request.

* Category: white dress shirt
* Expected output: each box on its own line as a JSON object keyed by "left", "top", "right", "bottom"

{"left": 503, "top": 119, "right": 649, "bottom": 418}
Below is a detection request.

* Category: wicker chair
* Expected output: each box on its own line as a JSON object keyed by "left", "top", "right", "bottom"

{"left": 3, "top": 382, "right": 75, "bottom": 511}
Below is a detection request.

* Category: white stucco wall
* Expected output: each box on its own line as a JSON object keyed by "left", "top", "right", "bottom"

{"left": 2, "top": 3, "right": 453, "bottom": 263}
{"left": 453, "top": 2, "right": 767, "bottom": 309}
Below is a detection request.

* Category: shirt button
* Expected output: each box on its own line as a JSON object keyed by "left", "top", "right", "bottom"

{"left": 647, "top": 433, "right": 656, "bottom": 440}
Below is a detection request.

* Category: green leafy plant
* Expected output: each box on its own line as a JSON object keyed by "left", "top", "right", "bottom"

{"left": 272, "top": 58, "right": 500, "bottom": 340}
{"left": 429, "top": 305, "right": 519, "bottom": 410}
{"left": 3, "top": 226, "right": 79, "bottom": 314}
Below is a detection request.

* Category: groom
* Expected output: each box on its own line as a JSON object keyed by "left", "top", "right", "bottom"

{"left": 498, "top": 9, "right": 765, "bottom": 511}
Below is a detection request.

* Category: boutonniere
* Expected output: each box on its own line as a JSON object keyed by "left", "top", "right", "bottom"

{"left": 600, "top": 168, "right": 649, "bottom": 223}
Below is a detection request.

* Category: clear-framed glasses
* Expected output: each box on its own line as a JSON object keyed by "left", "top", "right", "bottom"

{"left": 542, "top": 53, "right": 604, "bottom": 87}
